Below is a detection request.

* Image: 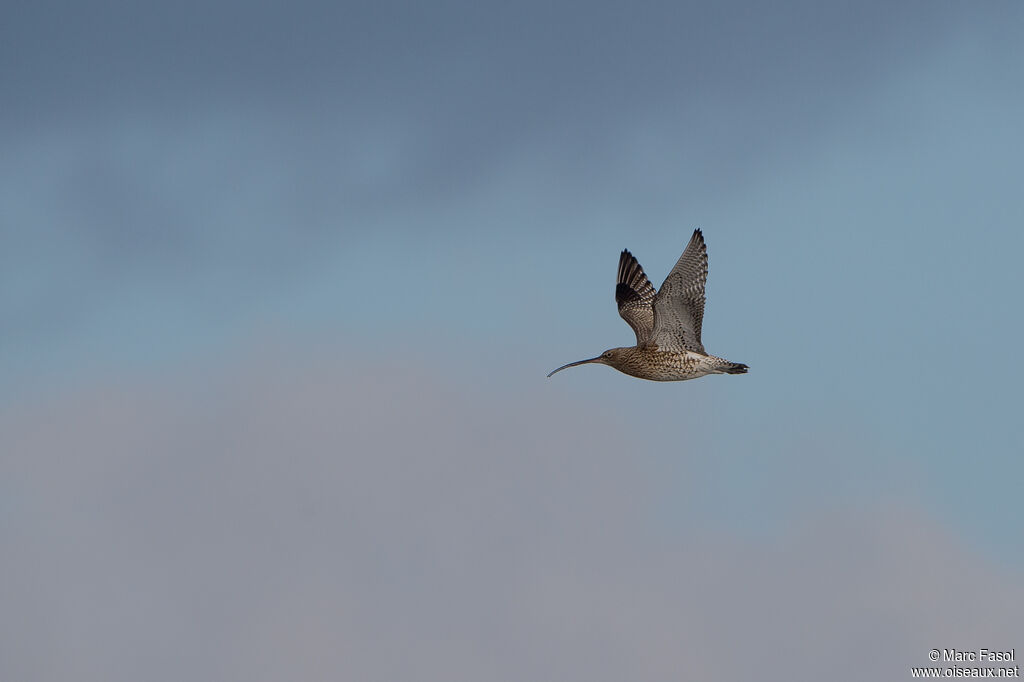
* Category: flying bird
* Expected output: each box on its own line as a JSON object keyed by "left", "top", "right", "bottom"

{"left": 548, "top": 229, "right": 748, "bottom": 381}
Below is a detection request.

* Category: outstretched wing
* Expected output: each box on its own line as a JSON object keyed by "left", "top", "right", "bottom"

{"left": 648, "top": 229, "right": 708, "bottom": 353}
{"left": 616, "top": 249, "right": 657, "bottom": 345}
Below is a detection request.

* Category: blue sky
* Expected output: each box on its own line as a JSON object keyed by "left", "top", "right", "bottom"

{"left": 2, "top": 2, "right": 1022, "bottom": 680}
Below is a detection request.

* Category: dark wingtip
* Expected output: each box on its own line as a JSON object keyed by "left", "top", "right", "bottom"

{"left": 683, "top": 228, "right": 705, "bottom": 252}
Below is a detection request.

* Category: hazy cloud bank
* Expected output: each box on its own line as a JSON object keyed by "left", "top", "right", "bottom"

{"left": 2, "top": 349, "right": 1020, "bottom": 681}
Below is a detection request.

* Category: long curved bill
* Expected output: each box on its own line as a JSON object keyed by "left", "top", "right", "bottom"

{"left": 547, "top": 356, "right": 602, "bottom": 378}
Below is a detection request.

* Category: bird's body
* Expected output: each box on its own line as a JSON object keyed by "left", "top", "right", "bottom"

{"left": 591, "top": 347, "right": 746, "bottom": 382}
{"left": 548, "top": 229, "right": 748, "bottom": 382}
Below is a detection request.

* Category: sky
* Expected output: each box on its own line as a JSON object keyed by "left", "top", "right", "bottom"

{"left": 2, "top": 2, "right": 1023, "bottom": 680}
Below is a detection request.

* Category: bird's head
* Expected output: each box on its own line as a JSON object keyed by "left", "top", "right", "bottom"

{"left": 547, "top": 347, "right": 627, "bottom": 377}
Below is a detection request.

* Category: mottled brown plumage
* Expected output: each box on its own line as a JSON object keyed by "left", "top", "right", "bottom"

{"left": 548, "top": 229, "right": 747, "bottom": 382}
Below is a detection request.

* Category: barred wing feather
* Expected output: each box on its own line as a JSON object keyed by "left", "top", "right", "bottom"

{"left": 648, "top": 229, "right": 708, "bottom": 353}
{"left": 615, "top": 249, "right": 657, "bottom": 345}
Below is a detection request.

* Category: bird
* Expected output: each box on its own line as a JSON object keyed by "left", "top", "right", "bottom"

{"left": 547, "top": 229, "right": 748, "bottom": 382}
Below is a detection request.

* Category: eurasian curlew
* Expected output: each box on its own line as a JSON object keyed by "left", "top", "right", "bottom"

{"left": 548, "top": 229, "right": 748, "bottom": 382}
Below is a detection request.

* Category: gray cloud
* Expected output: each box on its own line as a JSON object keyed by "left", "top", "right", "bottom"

{"left": 3, "top": 3, "right": 1010, "bottom": 192}
{"left": 2, "top": 348, "right": 1020, "bottom": 681}
{"left": 3, "top": 1, "right": 1019, "bottom": 359}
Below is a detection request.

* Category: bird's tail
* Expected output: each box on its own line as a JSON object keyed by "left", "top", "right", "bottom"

{"left": 716, "top": 361, "right": 748, "bottom": 375}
